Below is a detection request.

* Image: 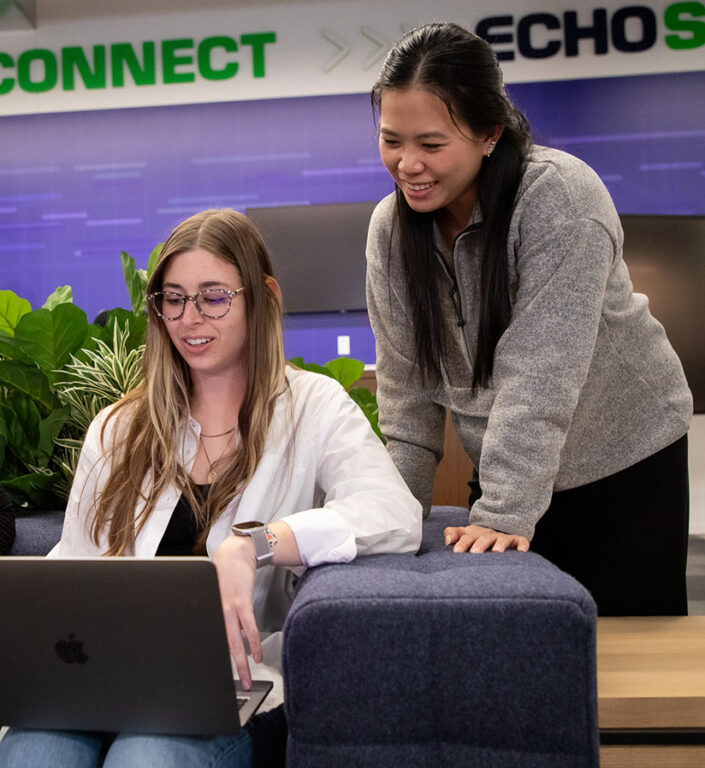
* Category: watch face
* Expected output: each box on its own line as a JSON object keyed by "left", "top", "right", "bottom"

{"left": 235, "top": 521, "right": 264, "bottom": 531}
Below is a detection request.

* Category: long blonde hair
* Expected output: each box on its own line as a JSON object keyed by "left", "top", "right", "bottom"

{"left": 90, "top": 209, "right": 286, "bottom": 555}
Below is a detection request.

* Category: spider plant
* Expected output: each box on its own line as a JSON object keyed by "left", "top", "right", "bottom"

{"left": 52, "top": 323, "right": 145, "bottom": 498}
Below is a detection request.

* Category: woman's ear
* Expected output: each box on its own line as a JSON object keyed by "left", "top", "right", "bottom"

{"left": 486, "top": 125, "right": 504, "bottom": 146}
{"left": 483, "top": 125, "right": 505, "bottom": 157}
{"left": 265, "top": 275, "right": 282, "bottom": 303}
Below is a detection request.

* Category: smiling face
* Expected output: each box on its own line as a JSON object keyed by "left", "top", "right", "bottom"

{"left": 379, "top": 87, "right": 498, "bottom": 227}
{"left": 158, "top": 248, "right": 248, "bottom": 383}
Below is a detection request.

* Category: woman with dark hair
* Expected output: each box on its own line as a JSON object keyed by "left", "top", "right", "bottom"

{"left": 0, "top": 209, "right": 421, "bottom": 767}
{"left": 366, "top": 22, "right": 692, "bottom": 616}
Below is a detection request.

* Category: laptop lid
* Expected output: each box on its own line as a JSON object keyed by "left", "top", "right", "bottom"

{"left": 0, "top": 557, "right": 271, "bottom": 735}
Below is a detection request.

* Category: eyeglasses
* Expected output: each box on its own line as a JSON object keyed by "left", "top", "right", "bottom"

{"left": 147, "top": 288, "right": 245, "bottom": 320}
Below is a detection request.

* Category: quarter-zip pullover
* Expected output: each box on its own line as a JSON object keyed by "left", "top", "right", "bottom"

{"left": 366, "top": 145, "right": 692, "bottom": 538}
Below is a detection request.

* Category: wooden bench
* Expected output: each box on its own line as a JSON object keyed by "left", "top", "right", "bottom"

{"left": 598, "top": 616, "right": 705, "bottom": 767}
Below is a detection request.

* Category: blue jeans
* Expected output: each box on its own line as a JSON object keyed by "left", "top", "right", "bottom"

{"left": 0, "top": 705, "right": 285, "bottom": 767}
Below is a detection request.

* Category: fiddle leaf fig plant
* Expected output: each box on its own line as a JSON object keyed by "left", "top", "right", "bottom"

{"left": 0, "top": 259, "right": 152, "bottom": 509}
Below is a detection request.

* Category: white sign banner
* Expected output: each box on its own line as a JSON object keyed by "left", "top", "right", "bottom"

{"left": 0, "top": 0, "right": 703, "bottom": 115}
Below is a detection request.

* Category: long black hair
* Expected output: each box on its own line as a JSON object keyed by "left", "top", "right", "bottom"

{"left": 371, "top": 22, "right": 532, "bottom": 389}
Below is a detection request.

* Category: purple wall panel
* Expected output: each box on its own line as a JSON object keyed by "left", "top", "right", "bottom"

{"left": 1, "top": 70, "right": 703, "bottom": 364}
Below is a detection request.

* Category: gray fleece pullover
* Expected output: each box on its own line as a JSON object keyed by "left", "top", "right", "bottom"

{"left": 366, "top": 146, "right": 692, "bottom": 539}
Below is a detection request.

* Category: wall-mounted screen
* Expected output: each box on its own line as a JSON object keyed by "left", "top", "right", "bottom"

{"left": 246, "top": 201, "right": 376, "bottom": 314}
{"left": 621, "top": 214, "right": 705, "bottom": 413}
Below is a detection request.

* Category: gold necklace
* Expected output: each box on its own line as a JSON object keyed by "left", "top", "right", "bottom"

{"left": 199, "top": 435, "right": 231, "bottom": 483}
{"left": 200, "top": 425, "right": 237, "bottom": 438}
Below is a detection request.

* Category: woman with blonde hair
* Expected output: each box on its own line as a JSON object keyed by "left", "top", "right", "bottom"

{"left": 0, "top": 208, "right": 421, "bottom": 767}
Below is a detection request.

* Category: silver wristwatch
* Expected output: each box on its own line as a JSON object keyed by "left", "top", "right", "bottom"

{"left": 230, "top": 521, "right": 275, "bottom": 568}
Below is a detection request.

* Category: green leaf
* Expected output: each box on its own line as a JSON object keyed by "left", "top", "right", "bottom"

{"left": 348, "top": 386, "right": 384, "bottom": 442}
{"left": 146, "top": 242, "right": 163, "bottom": 279}
{"left": 14, "top": 303, "right": 88, "bottom": 376}
{"left": 55, "top": 321, "right": 144, "bottom": 441}
{"left": 103, "top": 309, "right": 147, "bottom": 350}
{"left": 121, "top": 251, "right": 149, "bottom": 315}
{"left": 0, "top": 330, "right": 33, "bottom": 364}
{"left": 0, "top": 412, "right": 9, "bottom": 472}
{"left": 37, "top": 407, "right": 71, "bottom": 467}
{"left": 63, "top": 328, "right": 101, "bottom": 363}
{"left": 287, "top": 357, "right": 335, "bottom": 379}
{"left": 0, "top": 395, "right": 41, "bottom": 465}
{"left": 303, "top": 362, "right": 334, "bottom": 378}
{"left": 78, "top": 323, "right": 109, "bottom": 352}
{"left": 0, "top": 471, "right": 64, "bottom": 510}
{"left": 0, "top": 290, "right": 31, "bottom": 336}
{"left": 58, "top": 322, "right": 144, "bottom": 404}
{"left": 324, "top": 357, "right": 365, "bottom": 390}
{"left": 0, "top": 360, "right": 56, "bottom": 412}
{"left": 43, "top": 285, "right": 73, "bottom": 310}
{"left": 0, "top": 444, "right": 20, "bottom": 480}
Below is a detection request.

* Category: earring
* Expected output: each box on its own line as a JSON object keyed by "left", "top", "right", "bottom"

{"left": 486, "top": 140, "right": 496, "bottom": 157}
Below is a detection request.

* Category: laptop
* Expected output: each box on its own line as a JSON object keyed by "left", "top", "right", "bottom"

{"left": 0, "top": 557, "right": 272, "bottom": 735}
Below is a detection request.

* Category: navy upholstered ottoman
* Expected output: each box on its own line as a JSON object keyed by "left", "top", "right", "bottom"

{"left": 282, "top": 507, "right": 598, "bottom": 767}
{"left": 9, "top": 510, "right": 64, "bottom": 556}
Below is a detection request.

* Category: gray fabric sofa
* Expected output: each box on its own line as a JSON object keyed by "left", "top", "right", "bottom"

{"left": 11, "top": 506, "right": 599, "bottom": 766}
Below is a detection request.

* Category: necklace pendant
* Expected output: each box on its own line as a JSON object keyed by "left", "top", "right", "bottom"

{"left": 207, "top": 468, "right": 218, "bottom": 483}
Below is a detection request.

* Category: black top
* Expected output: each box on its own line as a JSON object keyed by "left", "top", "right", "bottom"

{"left": 156, "top": 485, "right": 209, "bottom": 557}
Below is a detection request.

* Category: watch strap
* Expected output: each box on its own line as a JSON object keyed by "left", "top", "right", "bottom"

{"left": 231, "top": 522, "right": 275, "bottom": 567}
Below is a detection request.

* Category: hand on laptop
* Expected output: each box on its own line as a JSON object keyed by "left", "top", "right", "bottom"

{"left": 213, "top": 535, "right": 262, "bottom": 689}
{"left": 214, "top": 520, "right": 303, "bottom": 688}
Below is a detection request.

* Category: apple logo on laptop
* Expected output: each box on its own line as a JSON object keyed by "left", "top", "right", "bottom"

{"left": 55, "top": 633, "right": 89, "bottom": 664}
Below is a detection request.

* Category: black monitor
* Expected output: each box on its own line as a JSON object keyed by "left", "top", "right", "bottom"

{"left": 246, "top": 202, "right": 377, "bottom": 314}
{"left": 620, "top": 214, "right": 705, "bottom": 413}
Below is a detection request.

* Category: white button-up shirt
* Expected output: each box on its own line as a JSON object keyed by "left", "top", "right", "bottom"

{"left": 55, "top": 367, "right": 422, "bottom": 707}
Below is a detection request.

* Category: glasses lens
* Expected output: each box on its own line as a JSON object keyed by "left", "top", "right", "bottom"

{"left": 154, "top": 292, "right": 185, "bottom": 319}
{"left": 197, "top": 290, "right": 232, "bottom": 318}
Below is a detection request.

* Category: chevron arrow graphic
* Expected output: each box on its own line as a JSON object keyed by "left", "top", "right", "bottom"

{"left": 321, "top": 29, "right": 350, "bottom": 73}
{"left": 361, "top": 26, "right": 389, "bottom": 70}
